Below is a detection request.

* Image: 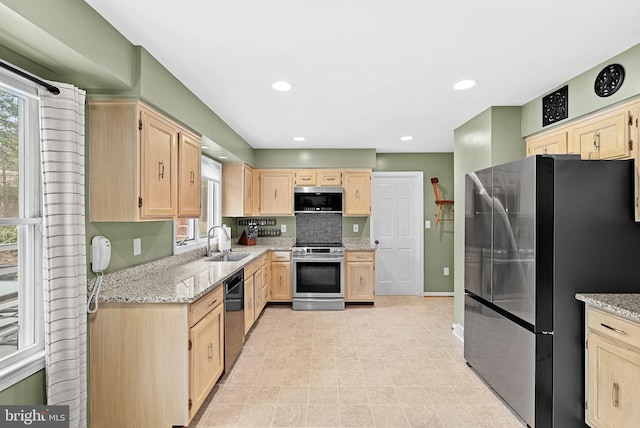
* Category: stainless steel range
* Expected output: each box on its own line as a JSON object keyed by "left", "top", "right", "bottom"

{"left": 292, "top": 242, "right": 345, "bottom": 311}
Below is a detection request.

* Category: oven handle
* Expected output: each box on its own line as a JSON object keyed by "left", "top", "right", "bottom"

{"left": 293, "top": 257, "right": 344, "bottom": 262}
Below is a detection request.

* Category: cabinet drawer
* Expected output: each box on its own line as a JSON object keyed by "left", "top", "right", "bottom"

{"left": 346, "top": 251, "right": 374, "bottom": 262}
{"left": 317, "top": 170, "right": 342, "bottom": 186}
{"left": 295, "top": 171, "right": 317, "bottom": 186}
{"left": 189, "top": 285, "right": 223, "bottom": 327}
{"left": 271, "top": 251, "right": 291, "bottom": 262}
{"left": 588, "top": 308, "right": 640, "bottom": 350}
{"left": 245, "top": 258, "right": 261, "bottom": 278}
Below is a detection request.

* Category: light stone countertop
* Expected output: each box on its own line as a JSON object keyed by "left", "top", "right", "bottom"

{"left": 90, "top": 236, "right": 376, "bottom": 305}
{"left": 343, "top": 237, "right": 377, "bottom": 251}
{"left": 92, "top": 238, "right": 295, "bottom": 305}
{"left": 575, "top": 293, "right": 640, "bottom": 324}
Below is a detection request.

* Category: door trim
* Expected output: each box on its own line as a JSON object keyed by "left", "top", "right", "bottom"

{"left": 371, "top": 172, "right": 424, "bottom": 296}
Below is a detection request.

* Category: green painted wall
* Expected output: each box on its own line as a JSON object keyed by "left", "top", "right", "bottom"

{"left": 0, "top": 370, "right": 46, "bottom": 404}
{"left": 255, "top": 149, "right": 376, "bottom": 169}
{"left": 374, "top": 153, "right": 454, "bottom": 293}
{"left": 522, "top": 43, "right": 640, "bottom": 137}
{"left": 453, "top": 107, "right": 523, "bottom": 325}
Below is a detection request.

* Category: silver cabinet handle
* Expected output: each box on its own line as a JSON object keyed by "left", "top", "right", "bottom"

{"left": 600, "top": 323, "right": 626, "bottom": 335}
{"left": 190, "top": 170, "right": 195, "bottom": 185}
{"left": 612, "top": 382, "right": 619, "bottom": 408}
{"left": 208, "top": 343, "right": 213, "bottom": 361}
{"left": 159, "top": 161, "right": 165, "bottom": 179}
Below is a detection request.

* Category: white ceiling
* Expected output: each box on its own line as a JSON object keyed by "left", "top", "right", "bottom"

{"left": 84, "top": 0, "right": 640, "bottom": 153}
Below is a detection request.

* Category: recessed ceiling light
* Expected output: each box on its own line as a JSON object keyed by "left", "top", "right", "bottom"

{"left": 272, "top": 81, "right": 292, "bottom": 91}
{"left": 201, "top": 145, "right": 210, "bottom": 149}
{"left": 293, "top": 137, "right": 306, "bottom": 142}
{"left": 453, "top": 79, "right": 477, "bottom": 90}
{"left": 400, "top": 136, "right": 414, "bottom": 141}
{"left": 219, "top": 156, "right": 228, "bottom": 159}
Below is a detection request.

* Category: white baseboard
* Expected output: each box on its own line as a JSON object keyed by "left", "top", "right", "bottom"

{"left": 423, "top": 292, "right": 454, "bottom": 297}
{"left": 452, "top": 323, "right": 464, "bottom": 342}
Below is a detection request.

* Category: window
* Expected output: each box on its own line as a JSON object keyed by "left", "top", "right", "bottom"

{"left": 174, "top": 157, "right": 222, "bottom": 254}
{"left": 0, "top": 68, "right": 44, "bottom": 390}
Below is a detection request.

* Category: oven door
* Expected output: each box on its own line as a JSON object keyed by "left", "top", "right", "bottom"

{"left": 293, "top": 257, "right": 344, "bottom": 299}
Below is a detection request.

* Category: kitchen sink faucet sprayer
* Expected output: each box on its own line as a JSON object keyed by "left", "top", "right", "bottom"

{"left": 207, "top": 225, "right": 231, "bottom": 257}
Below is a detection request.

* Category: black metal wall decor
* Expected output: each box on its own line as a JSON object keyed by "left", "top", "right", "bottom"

{"left": 542, "top": 85, "right": 568, "bottom": 127}
{"left": 594, "top": 63, "right": 625, "bottom": 97}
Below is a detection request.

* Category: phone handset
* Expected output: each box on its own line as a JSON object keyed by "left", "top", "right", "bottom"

{"left": 87, "top": 236, "right": 111, "bottom": 313}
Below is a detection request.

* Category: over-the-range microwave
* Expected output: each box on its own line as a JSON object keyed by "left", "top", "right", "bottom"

{"left": 294, "top": 186, "right": 343, "bottom": 213}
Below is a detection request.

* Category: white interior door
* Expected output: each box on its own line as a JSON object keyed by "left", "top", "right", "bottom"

{"left": 371, "top": 172, "right": 423, "bottom": 295}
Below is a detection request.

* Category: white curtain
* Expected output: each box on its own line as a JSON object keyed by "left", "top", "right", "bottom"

{"left": 38, "top": 83, "right": 87, "bottom": 428}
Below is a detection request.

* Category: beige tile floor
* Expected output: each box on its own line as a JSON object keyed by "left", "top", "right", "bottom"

{"left": 189, "top": 296, "right": 526, "bottom": 427}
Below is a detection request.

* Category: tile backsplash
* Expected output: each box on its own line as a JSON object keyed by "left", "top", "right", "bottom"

{"left": 296, "top": 213, "right": 342, "bottom": 244}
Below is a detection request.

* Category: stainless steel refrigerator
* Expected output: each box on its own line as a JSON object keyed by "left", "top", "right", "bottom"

{"left": 464, "top": 155, "right": 640, "bottom": 428}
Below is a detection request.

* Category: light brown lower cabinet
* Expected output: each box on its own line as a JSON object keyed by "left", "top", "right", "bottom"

{"left": 90, "top": 285, "right": 224, "bottom": 427}
{"left": 270, "top": 251, "right": 292, "bottom": 302}
{"left": 586, "top": 307, "right": 640, "bottom": 427}
{"left": 345, "top": 251, "right": 375, "bottom": 302}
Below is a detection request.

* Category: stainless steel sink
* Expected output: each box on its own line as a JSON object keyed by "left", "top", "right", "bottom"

{"left": 206, "top": 252, "right": 251, "bottom": 262}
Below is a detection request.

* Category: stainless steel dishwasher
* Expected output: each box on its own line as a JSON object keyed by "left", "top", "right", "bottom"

{"left": 223, "top": 269, "right": 244, "bottom": 373}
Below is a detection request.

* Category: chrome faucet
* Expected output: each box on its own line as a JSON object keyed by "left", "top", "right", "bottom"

{"left": 206, "top": 225, "right": 231, "bottom": 257}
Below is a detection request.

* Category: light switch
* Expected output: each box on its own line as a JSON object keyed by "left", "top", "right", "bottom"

{"left": 425, "top": 220, "right": 431, "bottom": 229}
{"left": 133, "top": 238, "right": 141, "bottom": 256}
{"left": 443, "top": 267, "right": 449, "bottom": 276}
{"left": 353, "top": 224, "right": 359, "bottom": 233}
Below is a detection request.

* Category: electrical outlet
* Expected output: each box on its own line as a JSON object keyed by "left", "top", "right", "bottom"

{"left": 281, "top": 224, "right": 286, "bottom": 233}
{"left": 133, "top": 238, "right": 141, "bottom": 256}
{"left": 443, "top": 267, "right": 450, "bottom": 276}
{"left": 425, "top": 220, "right": 431, "bottom": 229}
{"left": 353, "top": 224, "right": 359, "bottom": 233}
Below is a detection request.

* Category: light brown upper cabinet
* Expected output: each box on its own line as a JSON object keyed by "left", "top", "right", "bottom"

{"left": 178, "top": 130, "right": 202, "bottom": 218}
{"left": 294, "top": 170, "right": 317, "bottom": 186}
{"left": 525, "top": 129, "right": 568, "bottom": 156}
{"left": 317, "top": 170, "right": 342, "bottom": 186}
{"left": 222, "top": 164, "right": 255, "bottom": 217}
{"left": 294, "top": 169, "right": 343, "bottom": 187}
{"left": 258, "top": 170, "right": 294, "bottom": 215}
{"left": 89, "top": 99, "right": 201, "bottom": 221}
{"left": 569, "top": 106, "right": 634, "bottom": 160}
{"left": 343, "top": 170, "right": 371, "bottom": 215}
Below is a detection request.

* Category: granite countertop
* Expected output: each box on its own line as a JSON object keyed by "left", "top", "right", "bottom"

{"left": 576, "top": 293, "right": 640, "bottom": 324}
{"left": 343, "top": 237, "right": 377, "bottom": 251}
{"left": 92, "top": 237, "right": 294, "bottom": 305}
{"left": 90, "top": 236, "right": 376, "bottom": 305}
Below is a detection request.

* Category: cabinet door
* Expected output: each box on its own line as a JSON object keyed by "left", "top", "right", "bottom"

{"left": 295, "top": 170, "right": 317, "bottom": 186}
{"left": 570, "top": 109, "right": 632, "bottom": 160}
{"left": 262, "top": 255, "right": 271, "bottom": 302}
{"left": 346, "top": 262, "right": 375, "bottom": 301}
{"left": 189, "top": 304, "right": 224, "bottom": 420}
{"left": 178, "top": 131, "right": 201, "bottom": 218}
{"left": 587, "top": 332, "right": 640, "bottom": 428}
{"left": 525, "top": 130, "right": 568, "bottom": 156}
{"left": 243, "top": 165, "right": 254, "bottom": 216}
{"left": 271, "top": 262, "right": 292, "bottom": 301}
{"left": 244, "top": 275, "right": 255, "bottom": 335}
{"left": 140, "top": 108, "right": 178, "bottom": 218}
{"left": 253, "top": 267, "right": 263, "bottom": 320}
{"left": 259, "top": 171, "right": 293, "bottom": 215}
{"left": 343, "top": 171, "right": 371, "bottom": 215}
